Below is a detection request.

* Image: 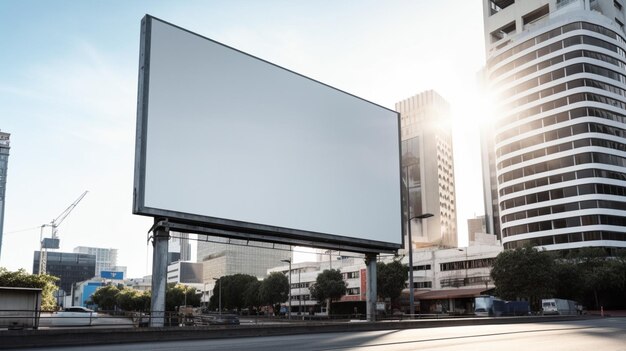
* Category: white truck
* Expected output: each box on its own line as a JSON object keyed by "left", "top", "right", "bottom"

{"left": 541, "top": 298, "right": 578, "bottom": 315}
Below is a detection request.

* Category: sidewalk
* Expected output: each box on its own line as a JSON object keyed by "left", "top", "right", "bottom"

{"left": 588, "top": 310, "right": 626, "bottom": 317}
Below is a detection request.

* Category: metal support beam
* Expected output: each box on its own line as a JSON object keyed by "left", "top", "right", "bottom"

{"left": 150, "top": 220, "right": 169, "bottom": 327}
{"left": 365, "top": 253, "right": 377, "bottom": 322}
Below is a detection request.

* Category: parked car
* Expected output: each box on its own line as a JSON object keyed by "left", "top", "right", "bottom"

{"left": 52, "top": 306, "right": 98, "bottom": 326}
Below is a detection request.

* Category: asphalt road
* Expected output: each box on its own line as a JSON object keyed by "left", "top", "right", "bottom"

{"left": 13, "top": 318, "right": 626, "bottom": 351}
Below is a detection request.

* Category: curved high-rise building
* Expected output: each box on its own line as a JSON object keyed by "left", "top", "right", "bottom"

{"left": 483, "top": 0, "right": 626, "bottom": 251}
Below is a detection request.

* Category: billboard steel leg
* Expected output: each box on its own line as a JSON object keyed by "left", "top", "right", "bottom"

{"left": 150, "top": 220, "right": 169, "bottom": 327}
{"left": 365, "top": 253, "right": 377, "bottom": 322}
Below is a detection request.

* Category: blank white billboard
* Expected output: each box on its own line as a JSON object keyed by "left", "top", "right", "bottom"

{"left": 134, "top": 15, "right": 403, "bottom": 252}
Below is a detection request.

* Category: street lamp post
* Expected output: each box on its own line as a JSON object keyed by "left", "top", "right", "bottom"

{"left": 281, "top": 259, "right": 292, "bottom": 320}
{"left": 408, "top": 213, "right": 433, "bottom": 318}
{"left": 203, "top": 282, "right": 208, "bottom": 308}
{"left": 212, "top": 277, "right": 221, "bottom": 317}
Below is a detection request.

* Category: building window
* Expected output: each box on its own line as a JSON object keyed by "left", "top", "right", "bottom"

{"left": 414, "top": 281, "right": 432, "bottom": 289}
{"left": 523, "top": 5, "right": 549, "bottom": 26}
{"left": 342, "top": 271, "right": 360, "bottom": 279}
{"left": 440, "top": 258, "right": 495, "bottom": 272}
{"left": 346, "top": 288, "right": 360, "bottom": 295}
{"left": 557, "top": 0, "right": 578, "bottom": 9}
{"left": 491, "top": 21, "right": 516, "bottom": 43}
{"left": 489, "top": 0, "right": 515, "bottom": 16}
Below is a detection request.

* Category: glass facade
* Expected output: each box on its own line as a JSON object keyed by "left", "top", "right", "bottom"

{"left": 32, "top": 251, "right": 96, "bottom": 294}
{"left": 73, "top": 246, "right": 118, "bottom": 277}
{"left": 197, "top": 237, "right": 292, "bottom": 280}
{"left": 401, "top": 136, "right": 423, "bottom": 226}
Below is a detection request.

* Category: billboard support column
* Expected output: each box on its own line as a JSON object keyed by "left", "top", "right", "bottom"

{"left": 365, "top": 253, "right": 377, "bottom": 322}
{"left": 150, "top": 219, "right": 170, "bottom": 327}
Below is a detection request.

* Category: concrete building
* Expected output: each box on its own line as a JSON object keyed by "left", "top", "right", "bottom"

{"left": 402, "top": 245, "right": 502, "bottom": 314}
{"left": 467, "top": 215, "right": 501, "bottom": 246}
{"left": 197, "top": 238, "right": 291, "bottom": 280}
{"left": 468, "top": 216, "right": 488, "bottom": 242}
{"left": 0, "top": 130, "right": 9, "bottom": 259}
{"left": 395, "top": 90, "right": 458, "bottom": 250}
{"left": 482, "top": 0, "right": 626, "bottom": 251}
{"left": 170, "top": 232, "right": 191, "bottom": 263}
{"left": 480, "top": 113, "right": 503, "bottom": 240}
{"left": 268, "top": 245, "right": 502, "bottom": 315}
{"left": 32, "top": 251, "right": 96, "bottom": 296}
{"left": 70, "top": 279, "right": 104, "bottom": 308}
{"left": 124, "top": 276, "right": 152, "bottom": 292}
{"left": 271, "top": 261, "right": 322, "bottom": 314}
{"left": 269, "top": 258, "right": 366, "bottom": 315}
{"left": 73, "top": 246, "right": 118, "bottom": 277}
{"left": 197, "top": 237, "right": 292, "bottom": 300}
{"left": 167, "top": 261, "right": 203, "bottom": 285}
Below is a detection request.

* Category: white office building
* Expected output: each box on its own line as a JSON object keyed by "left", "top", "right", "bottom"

{"left": 73, "top": 246, "right": 119, "bottom": 277}
{"left": 482, "top": 0, "right": 626, "bottom": 251}
{"left": 268, "top": 244, "right": 502, "bottom": 315}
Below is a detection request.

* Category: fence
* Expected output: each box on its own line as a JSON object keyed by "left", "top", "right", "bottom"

{"left": 0, "top": 308, "right": 489, "bottom": 330}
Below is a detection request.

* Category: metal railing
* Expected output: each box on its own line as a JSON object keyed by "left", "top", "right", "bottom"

{"left": 0, "top": 308, "right": 493, "bottom": 330}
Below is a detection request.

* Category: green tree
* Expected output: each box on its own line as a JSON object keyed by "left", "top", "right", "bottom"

{"left": 377, "top": 260, "right": 408, "bottom": 306}
{"left": 209, "top": 274, "right": 258, "bottom": 311}
{"left": 553, "top": 260, "right": 584, "bottom": 301}
{"left": 260, "top": 272, "right": 289, "bottom": 314}
{"left": 243, "top": 280, "right": 262, "bottom": 312}
{"left": 138, "top": 290, "right": 151, "bottom": 311}
{"left": 567, "top": 248, "right": 626, "bottom": 309}
{"left": 309, "top": 269, "right": 347, "bottom": 315}
{"left": 0, "top": 268, "right": 59, "bottom": 311}
{"left": 490, "top": 247, "right": 555, "bottom": 310}
{"left": 91, "top": 285, "right": 121, "bottom": 311}
{"left": 116, "top": 289, "right": 150, "bottom": 311}
{"left": 166, "top": 283, "right": 201, "bottom": 311}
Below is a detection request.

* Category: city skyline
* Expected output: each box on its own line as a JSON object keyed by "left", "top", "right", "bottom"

{"left": 0, "top": 1, "right": 487, "bottom": 277}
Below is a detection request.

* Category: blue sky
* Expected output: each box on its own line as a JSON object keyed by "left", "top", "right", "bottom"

{"left": 0, "top": 0, "right": 487, "bottom": 277}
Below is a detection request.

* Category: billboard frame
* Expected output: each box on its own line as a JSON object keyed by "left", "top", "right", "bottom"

{"left": 134, "top": 15, "right": 404, "bottom": 254}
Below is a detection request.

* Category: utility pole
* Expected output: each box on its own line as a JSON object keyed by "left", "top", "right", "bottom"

{"left": 298, "top": 269, "right": 302, "bottom": 316}
{"left": 408, "top": 213, "right": 433, "bottom": 317}
{"left": 281, "top": 259, "right": 292, "bottom": 319}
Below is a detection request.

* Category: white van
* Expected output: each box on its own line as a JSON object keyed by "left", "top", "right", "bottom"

{"left": 542, "top": 299, "right": 577, "bottom": 315}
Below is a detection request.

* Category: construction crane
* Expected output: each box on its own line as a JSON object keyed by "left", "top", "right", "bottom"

{"left": 38, "top": 191, "right": 88, "bottom": 275}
